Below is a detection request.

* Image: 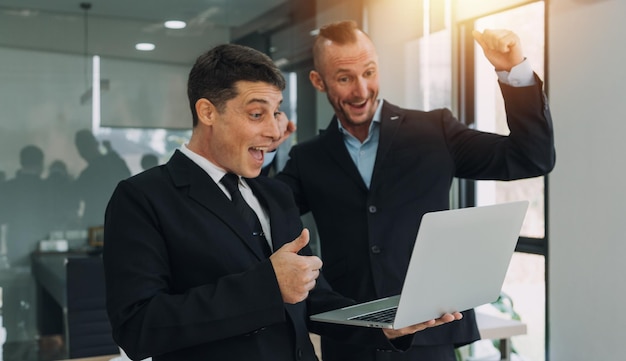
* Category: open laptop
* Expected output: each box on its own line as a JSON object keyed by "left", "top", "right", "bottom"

{"left": 310, "top": 200, "right": 529, "bottom": 330}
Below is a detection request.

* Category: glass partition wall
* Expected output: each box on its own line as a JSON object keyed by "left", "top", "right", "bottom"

{"left": 0, "top": 45, "right": 193, "bottom": 361}
{"left": 0, "top": 2, "right": 305, "bottom": 358}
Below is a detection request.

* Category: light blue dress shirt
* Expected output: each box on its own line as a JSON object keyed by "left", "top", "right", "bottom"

{"left": 338, "top": 102, "right": 383, "bottom": 188}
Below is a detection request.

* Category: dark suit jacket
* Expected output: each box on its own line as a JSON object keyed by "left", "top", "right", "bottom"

{"left": 103, "top": 150, "right": 403, "bottom": 361}
{"left": 276, "top": 79, "right": 555, "bottom": 360}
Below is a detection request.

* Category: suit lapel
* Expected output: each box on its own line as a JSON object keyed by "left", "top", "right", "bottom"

{"left": 321, "top": 118, "right": 368, "bottom": 191}
{"left": 166, "top": 151, "right": 269, "bottom": 260}
{"left": 371, "top": 101, "right": 404, "bottom": 188}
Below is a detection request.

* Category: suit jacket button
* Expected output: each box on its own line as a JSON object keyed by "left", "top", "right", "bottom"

{"left": 371, "top": 245, "right": 381, "bottom": 254}
{"left": 368, "top": 205, "right": 377, "bottom": 213}
{"left": 296, "top": 347, "right": 303, "bottom": 359}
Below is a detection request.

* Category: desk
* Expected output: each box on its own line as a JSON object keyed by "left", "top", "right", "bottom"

{"left": 31, "top": 252, "right": 78, "bottom": 308}
{"left": 476, "top": 311, "right": 527, "bottom": 361}
{"left": 31, "top": 251, "right": 118, "bottom": 359}
{"left": 31, "top": 252, "right": 88, "bottom": 341}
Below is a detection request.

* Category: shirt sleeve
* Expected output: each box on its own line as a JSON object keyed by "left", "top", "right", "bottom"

{"left": 496, "top": 58, "right": 536, "bottom": 87}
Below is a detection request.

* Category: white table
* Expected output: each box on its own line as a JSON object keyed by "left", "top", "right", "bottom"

{"left": 476, "top": 311, "right": 527, "bottom": 361}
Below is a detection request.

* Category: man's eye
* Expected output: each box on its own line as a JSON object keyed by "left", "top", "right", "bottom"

{"left": 251, "top": 113, "right": 262, "bottom": 119}
{"left": 273, "top": 111, "right": 282, "bottom": 118}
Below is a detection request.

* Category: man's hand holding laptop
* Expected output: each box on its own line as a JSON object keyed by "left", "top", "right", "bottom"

{"left": 271, "top": 229, "right": 463, "bottom": 339}
{"left": 382, "top": 312, "right": 463, "bottom": 339}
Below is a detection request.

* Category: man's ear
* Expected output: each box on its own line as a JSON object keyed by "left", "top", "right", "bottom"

{"left": 195, "top": 98, "right": 216, "bottom": 125}
{"left": 309, "top": 70, "right": 326, "bottom": 92}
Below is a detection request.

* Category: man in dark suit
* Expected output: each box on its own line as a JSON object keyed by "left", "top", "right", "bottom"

{"left": 102, "top": 43, "right": 461, "bottom": 361}
{"left": 275, "top": 21, "right": 556, "bottom": 361}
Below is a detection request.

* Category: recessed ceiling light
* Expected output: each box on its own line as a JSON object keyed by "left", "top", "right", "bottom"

{"left": 164, "top": 20, "right": 186, "bottom": 29}
{"left": 135, "top": 43, "right": 155, "bottom": 51}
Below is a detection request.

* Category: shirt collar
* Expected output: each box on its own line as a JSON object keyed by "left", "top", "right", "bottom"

{"left": 179, "top": 144, "right": 228, "bottom": 186}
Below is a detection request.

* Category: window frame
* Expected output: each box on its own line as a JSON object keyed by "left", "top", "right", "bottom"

{"left": 455, "top": 1, "right": 551, "bottom": 359}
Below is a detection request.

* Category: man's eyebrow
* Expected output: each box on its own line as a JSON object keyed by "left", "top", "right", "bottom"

{"left": 333, "top": 61, "right": 376, "bottom": 76}
{"left": 245, "top": 98, "right": 283, "bottom": 107}
{"left": 246, "top": 98, "right": 269, "bottom": 105}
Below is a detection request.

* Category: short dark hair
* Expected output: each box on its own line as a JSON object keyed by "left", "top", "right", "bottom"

{"left": 187, "top": 44, "right": 286, "bottom": 126}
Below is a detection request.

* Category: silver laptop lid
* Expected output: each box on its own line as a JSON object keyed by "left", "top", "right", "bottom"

{"left": 393, "top": 200, "right": 528, "bottom": 328}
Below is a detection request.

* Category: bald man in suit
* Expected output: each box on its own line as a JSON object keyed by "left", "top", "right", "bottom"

{"left": 275, "top": 21, "right": 555, "bottom": 361}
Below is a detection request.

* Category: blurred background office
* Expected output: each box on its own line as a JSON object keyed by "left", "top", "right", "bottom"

{"left": 0, "top": 0, "right": 624, "bottom": 360}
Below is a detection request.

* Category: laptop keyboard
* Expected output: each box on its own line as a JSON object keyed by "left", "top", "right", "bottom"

{"left": 349, "top": 306, "right": 398, "bottom": 323}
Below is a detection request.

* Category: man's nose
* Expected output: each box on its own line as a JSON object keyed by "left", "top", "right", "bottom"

{"left": 265, "top": 118, "right": 281, "bottom": 141}
{"left": 352, "top": 77, "right": 368, "bottom": 98}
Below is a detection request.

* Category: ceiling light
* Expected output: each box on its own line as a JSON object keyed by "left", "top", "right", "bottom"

{"left": 135, "top": 43, "right": 155, "bottom": 51}
{"left": 274, "top": 58, "right": 289, "bottom": 67}
{"left": 164, "top": 20, "right": 186, "bottom": 29}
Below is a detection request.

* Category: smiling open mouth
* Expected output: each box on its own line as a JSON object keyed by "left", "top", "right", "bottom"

{"left": 250, "top": 146, "right": 268, "bottom": 161}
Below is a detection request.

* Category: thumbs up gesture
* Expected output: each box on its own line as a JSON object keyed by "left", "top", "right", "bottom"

{"left": 270, "top": 229, "right": 323, "bottom": 304}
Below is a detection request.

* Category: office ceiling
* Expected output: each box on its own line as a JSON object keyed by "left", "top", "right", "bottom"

{"left": 0, "top": 0, "right": 292, "bottom": 65}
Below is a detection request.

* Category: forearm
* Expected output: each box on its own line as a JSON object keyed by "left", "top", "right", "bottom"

{"left": 306, "top": 276, "right": 413, "bottom": 352}
{"left": 450, "top": 78, "right": 555, "bottom": 180}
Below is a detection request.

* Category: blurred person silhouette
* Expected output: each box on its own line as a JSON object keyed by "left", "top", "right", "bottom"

{"left": 0, "top": 145, "right": 50, "bottom": 267}
{"left": 140, "top": 153, "right": 159, "bottom": 171}
{"left": 73, "top": 129, "right": 131, "bottom": 229}
{"left": 44, "top": 160, "right": 81, "bottom": 232}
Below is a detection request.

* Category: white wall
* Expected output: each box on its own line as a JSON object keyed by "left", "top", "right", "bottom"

{"left": 548, "top": 0, "right": 626, "bottom": 359}
{"left": 455, "top": 0, "right": 533, "bottom": 20}
{"left": 365, "top": 0, "right": 422, "bottom": 106}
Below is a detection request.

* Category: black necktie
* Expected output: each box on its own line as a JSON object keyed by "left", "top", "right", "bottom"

{"left": 220, "top": 173, "right": 271, "bottom": 257}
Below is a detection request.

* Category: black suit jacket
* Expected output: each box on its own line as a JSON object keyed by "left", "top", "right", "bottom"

{"left": 103, "top": 150, "right": 403, "bottom": 361}
{"left": 276, "top": 79, "right": 555, "bottom": 359}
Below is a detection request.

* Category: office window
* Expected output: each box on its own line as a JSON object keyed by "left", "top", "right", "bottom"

{"left": 458, "top": 2, "right": 547, "bottom": 361}
{"left": 473, "top": 1, "right": 546, "bottom": 240}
